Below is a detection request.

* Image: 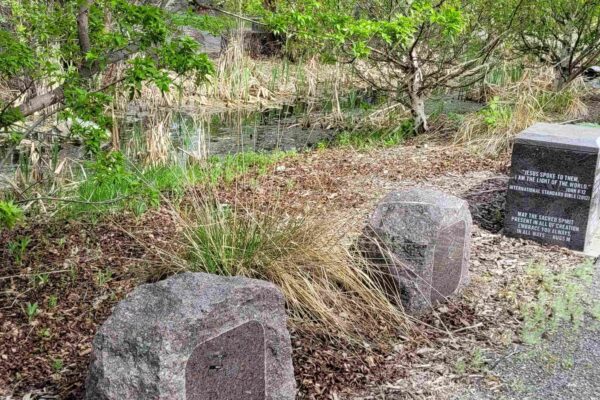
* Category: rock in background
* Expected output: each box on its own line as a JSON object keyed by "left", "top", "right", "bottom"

{"left": 362, "top": 188, "right": 472, "bottom": 314}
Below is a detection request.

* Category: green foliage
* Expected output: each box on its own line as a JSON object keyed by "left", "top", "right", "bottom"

{"left": 263, "top": 0, "right": 514, "bottom": 131}
{"left": 34, "top": 272, "right": 49, "bottom": 286}
{"left": 0, "top": 0, "right": 217, "bottom": 152}
{"left": 159, "top": 37, "right": 214, "bottom": 79}
{"left": 95, "top": 269, "right": 113, "bottom": 286}
{"left": 171, "top": 12, "right": 233, "bottom": 35}
{"left": 48, "top": 295, "right": 58, "bottom": 309}
{"left": 185, "top": 202, "right": 307, "bottom": 276}
{"left": 8, "top": 236, "right": 30, "bottom": 265}
{"left": 75, "top": 151, "right": 159, "bottom": 215}
{"left": 0, "top": 29, "right": 36, "bottom": 77}
{"left": 485, "top": 64, "right": 526, "bottom": 86}
{"left": 62, "top": 87, "right": 113, "bottom": 155}
{"left": 72, "top": 150, "right": 292, "bottom": 217}
{"left": 39, "top": 327, "right": 51, "bottom": 338}
{"left": 23, "top": 302, "right": 39, "bottom": 322}
{"left": 125, "top": 57, "right": 172, "bottom": 97}
{"left": 454, "top": 347, "right": 488, "bottom": 375}
{"left": 264, "top": 0, "right": 486, "bottom": 61}
{"left": 51, "top": 358, "right": 63, "bottom": 372}
{"left": 0, "top": 200, "right": 23, "bottom": 229}
{"left": 0, "top": 107, "right": 24, "bottom": 128}
{"left": 334, "top": 120, "right": 415, "bottom": 149}
{"left": 479, "top": 97, "right": 513, "bottom": 127}
{"left": 537, "top": 90, "right": 580, "bottom": 115}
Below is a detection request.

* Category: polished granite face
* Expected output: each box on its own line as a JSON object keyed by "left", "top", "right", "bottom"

{"left": 362, "top": 188, "right": 472, "bottom": 314}
{"left": 431, "top": 221, "right": 467, "bottom": 303}
{"left": 186, "top": 321, "right": 266, "bottom": 400}
{"left": 505, "top": 130, "right": 600, "bottom": 251}
{"left": 86, "top": 272, "right": 296, "bottom": 400}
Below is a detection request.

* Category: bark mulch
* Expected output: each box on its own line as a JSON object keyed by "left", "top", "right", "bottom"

{"left": 2, "top": 143, "right": 584, "bottom": 400}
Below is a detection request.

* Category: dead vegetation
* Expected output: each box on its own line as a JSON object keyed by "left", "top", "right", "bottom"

{"left": 140, "top": 188, "right": 412, "bottom": 342}
{"left": 455, "top": 67, "right": 591, "bottom": 155}
{"left": 114, "top": 37, "right": 364, "bottom": 114}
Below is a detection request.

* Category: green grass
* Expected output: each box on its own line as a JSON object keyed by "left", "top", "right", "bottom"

{"left": 454, "top": 347, "right": 488, "bottom": 375}
{"left": 485, "top": 64, "right": 525, "bottom": 86}
{"left": 184, "top": 201, "right": 307, "bottom": 277}
{"left": 319, "top": 119, "right": 415, "bottom": 150}
{"left": 70, "top": 150, "right": 293, "bottom": 217}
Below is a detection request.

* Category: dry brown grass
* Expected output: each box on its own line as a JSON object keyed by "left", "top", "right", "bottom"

{"left": 455, "top": 67, "right": 590, "bottom": 156}
{"left": 140, "top": 187, "right": 413, "bottom": 342}
{"left": 114, "top": 35, "right": 362, "bottom": 113}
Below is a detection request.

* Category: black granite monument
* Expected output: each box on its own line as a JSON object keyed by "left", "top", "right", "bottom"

{"left": 505, "top": 123, "right": 600, "bottom": 252}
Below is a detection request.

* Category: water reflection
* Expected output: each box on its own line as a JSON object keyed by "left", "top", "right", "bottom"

{"left": 0, "top": 105, "right": 336, "bottom": 188}
{"left": 119, "top": 105, "right": 335, "bottom": 165}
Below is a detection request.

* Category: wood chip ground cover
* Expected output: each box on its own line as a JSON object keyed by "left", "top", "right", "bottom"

{"left": 0, "top": 143, "right": 591, "bottom": 399}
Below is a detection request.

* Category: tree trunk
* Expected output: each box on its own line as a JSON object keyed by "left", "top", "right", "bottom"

{"left": 554, "top": 65, "right": 569, "bottom": 91}
{"left": 19, "top": 87, "right": 64, "bottom": 117}
{"left": 77, "top": 1, "right": 92, "bottom": 55}
{"left": 407, "top": 46, "right": 428, "bottom": 134}
{"left": 410, "top": 93, "right": 428, "bottom": 134}
{"left": 553, "top": 43, "right": 573, "bottom": 91}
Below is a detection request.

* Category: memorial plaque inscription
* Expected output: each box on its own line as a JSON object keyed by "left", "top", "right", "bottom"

{"left": 505, "top": 123, "right": 600, "bottom": 252}
{"left": 185, "top": 321, "right": 266, "bottom": 400}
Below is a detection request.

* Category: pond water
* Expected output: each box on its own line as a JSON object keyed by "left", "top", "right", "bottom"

{"left": 0, "top": 103, "right": 338, "bottom": 188}
{"left": 120, "top": 103, "right": 336, "bottom": 164}
{"left": 0, "top": 95, "right": 482, "bottom": 188}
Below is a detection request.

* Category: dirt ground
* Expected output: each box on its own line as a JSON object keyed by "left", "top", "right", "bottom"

{"left": 0, "top": 142, "right": 593, "bottom": 399}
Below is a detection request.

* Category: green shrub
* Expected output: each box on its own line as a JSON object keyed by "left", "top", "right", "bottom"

{"left": 0, "top": 200, "right": 23, "bottom": 229}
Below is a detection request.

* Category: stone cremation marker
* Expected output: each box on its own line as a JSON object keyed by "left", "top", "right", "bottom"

{"left": 185, "top": 321, "right": 265, "bottom": 400}
{"left": 361, "top": 188, "right": 472, "bottom": 314}
{"left": 85, "top": 272, "right": 296, "bottom": 400}
{"left": 505, "top": 123, "right": 600, "bottom": 254}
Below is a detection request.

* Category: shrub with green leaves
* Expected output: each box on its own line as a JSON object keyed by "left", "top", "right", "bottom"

{"left": 0, "top": 0, "right": 221, "bottom": 145}
{"left": 0, "top": 200, "right": 23, "bottom": 229}
{"left": 263, "top": 0, "right": 522, "bottom": 133}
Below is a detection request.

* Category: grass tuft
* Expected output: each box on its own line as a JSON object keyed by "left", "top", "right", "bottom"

{"left": 143, "top": 189, "right": 412, "bottom": 342}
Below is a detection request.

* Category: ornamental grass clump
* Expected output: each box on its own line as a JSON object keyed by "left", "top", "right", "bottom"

{"left": 151, "top": 188, "right": 411, "bottom": 341}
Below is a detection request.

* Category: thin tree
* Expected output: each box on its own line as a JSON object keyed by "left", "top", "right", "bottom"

{"left": 515, "top": 0, "right": 600, "bottom": 89}
{"left": 266, "top": 0, "right": 524, "bottom": 132}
